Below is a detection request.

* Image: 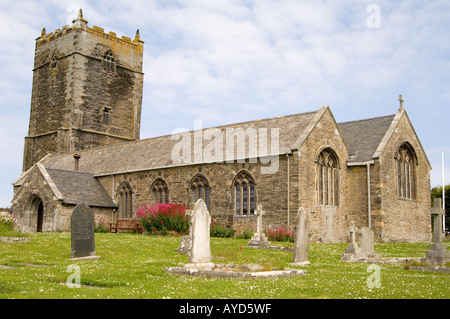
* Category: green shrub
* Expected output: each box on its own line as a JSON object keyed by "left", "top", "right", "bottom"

{"left": 94, "top": 216, "right": 110, "bottom": 233}
{"left": 234, "top": 228, "right": 254, "bottom": 239}
{"left": 210, "top": 221, "right": 235, "bottom": 238}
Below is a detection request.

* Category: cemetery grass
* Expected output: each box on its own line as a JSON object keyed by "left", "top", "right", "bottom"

{"left": 0, "top": 233, "right": 449, "bottom": 299}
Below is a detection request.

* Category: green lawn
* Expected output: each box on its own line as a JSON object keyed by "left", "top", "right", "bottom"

{"left": 0, "top": 232, "right": 448, "bottom": 299}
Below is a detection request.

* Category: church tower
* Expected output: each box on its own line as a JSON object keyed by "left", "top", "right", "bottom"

{"left": 22, "top": 10, "right": 144, "bottom": 171}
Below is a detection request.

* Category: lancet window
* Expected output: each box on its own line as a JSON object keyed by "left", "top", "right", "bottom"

{"left": 190, "top": 175, "right": 210, "bottom": 210}
{"left": 233, "top": 171, "right": 256, "bottom": 216}
{"left": 317, "top": 148, "right": 339, "bottom": 206}
{"left": 397, "top": 143, "right": 416, "bottom": 200}
{"left": 151, "top": 178, "right": 169, "bottom": 204}
{"left": 118, "top": 182, "right": 133, "bottom": 218}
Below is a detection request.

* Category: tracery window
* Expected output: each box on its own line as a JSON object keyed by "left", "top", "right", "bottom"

{"left": 317, "top": 148, "right": 339, "bottom": 206}
{"left": 190, "top": 175, "right": 210, "bottom": 210}
{"left": 397, "top": 143, "right": 416, "bottom": 200}
{"left": 118, "top": 182, "right": 133, "bottom": 218}
{"left": 233, "top": 171, "right": 255, "bottom": 216}
{"left": 151, "top": 178, "right": 169, "bottom": 204}
{"left": 103, "top": 50, "right": 115, "bottom": 72}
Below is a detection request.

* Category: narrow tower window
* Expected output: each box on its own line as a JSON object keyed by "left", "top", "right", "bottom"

{"left": 103, "top": 50, "right": 115, "bottom": 72}
{"left": 51, "top": 54, "right": 58, "bottom": 69}
{"left": 103, "top": 108, "right": 110, "bottom": 125}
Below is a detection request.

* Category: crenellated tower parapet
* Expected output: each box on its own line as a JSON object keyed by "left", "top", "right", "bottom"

{"left": 23, "top": 9, "right": 144, "bottom": 171}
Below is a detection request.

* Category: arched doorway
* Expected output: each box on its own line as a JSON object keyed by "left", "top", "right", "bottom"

{"left": 30, "top": 196, "right": 44, "bottom": 232}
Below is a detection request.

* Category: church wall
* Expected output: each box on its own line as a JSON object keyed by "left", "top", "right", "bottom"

{"left": 294, "top": 108, "right": 349, "bottom": 242}
{"left": 346, "top": 165, "right": 370, "bottom": 229}
{"left": 377, "top": 113, "right": 431, "bottom": 242}
{"left": 96, "top": 157, "right": 294, "bottom": 235}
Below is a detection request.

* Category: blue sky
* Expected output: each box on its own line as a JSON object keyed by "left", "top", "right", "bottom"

{"left": 0, "top": 0, "right": 449, "bottom": 207}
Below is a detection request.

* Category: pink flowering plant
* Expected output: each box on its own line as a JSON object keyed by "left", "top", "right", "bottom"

{"left": 136, "top": 202, "right": 189, "bottom": 236}
{"left": 264, "top": 226, "right": 295, "bottom": 242}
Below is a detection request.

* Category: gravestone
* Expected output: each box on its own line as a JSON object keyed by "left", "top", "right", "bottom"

{"left": 177, "top": 207, "right": 193, "bottom": 254}
{"left": 70, "top": 203, "right": 98, "bottom": 259}
{"left": 424, "top": 198, "right": 450, "bottom": 265}
{"left": 248, "top": 205, "right": 270, "bottom": 247}
{"left": 345, "top": 221, "right": 360, "bottom": 254}
{"left": 291, "top": 207, "right": 310, "bottom": 265}
{"left": 359, "top": 227, "right": 378, "bottom": 258}
{"left": 184, "top": 199, "right": 214, "bottom": 270}
{"left": 341, "top": 222, "right": 378, "bottom": 260}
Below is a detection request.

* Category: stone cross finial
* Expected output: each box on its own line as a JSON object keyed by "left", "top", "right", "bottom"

{"left": 255, "top": 204, "right": 265, "bottom": 236}
{"left": 78, "top": 9, "right": 83, "bottom": 20}
{"left": 398, "top": 94, "right": 404, "bottom": 111}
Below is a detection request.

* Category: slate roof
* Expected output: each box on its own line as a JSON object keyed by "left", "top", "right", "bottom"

{"left": 338, "top": 114, "right": 396, "bottom": 162}
{"left": 31, "top": 108, "right": 400, "bottom": 178}
{"left": 39, "top": 109, "right": 321, "bottom": 176}
{"left": 45, "top": 168, "right": 117, "bottom": 207}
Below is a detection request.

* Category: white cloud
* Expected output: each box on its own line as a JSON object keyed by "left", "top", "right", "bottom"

{"left": 0, "top": 0, "right": 449, "bottom": 206}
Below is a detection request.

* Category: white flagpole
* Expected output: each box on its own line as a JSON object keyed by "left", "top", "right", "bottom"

{"left": 443, "top": 151, "right": 446, "bottom": 234}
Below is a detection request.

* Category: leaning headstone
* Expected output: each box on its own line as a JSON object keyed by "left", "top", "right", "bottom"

{"left": 341, "top": 222, "right": 379, "bottom": 260}
{"left": 291, "top": 207, "right": 310, "bottom": 265}
{"left": 424, "top": 198, "right": 450, "bottom": 265}
{"left": 70, "top": 203, "right": 99, "bottom": 259}
{"left": 177, "top": 207, "right": 193, "bottom": 254}
{"left": 359, "top": 227, "right": 378, "bottom": 259}
{"left": 184, "top": 199, "right": 214, "bottom": 270}
{"left": 248, "top": 205, "right": 270, "bottom": 247}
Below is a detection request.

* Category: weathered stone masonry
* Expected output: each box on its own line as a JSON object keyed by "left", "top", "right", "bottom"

{"left": 12, "top": 12, "right": 432, "bottom": 243}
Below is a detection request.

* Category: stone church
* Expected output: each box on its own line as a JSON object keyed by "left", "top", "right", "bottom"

{"left": 11, "top": 11, "right": 432, "bottom": 242}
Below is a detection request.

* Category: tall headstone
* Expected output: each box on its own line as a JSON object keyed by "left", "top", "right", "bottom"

{"left": 424, "top": 198, "right": 450, "bottom": 265}
{"left": 291, "top": 207, "right": 310, "bottom": 265}
{"left": 358, "top": 227, "right": 378, "bottom": 259}
{"left": 184, "top": 199, "right": 214, "bottom": 270}
{"left": 70, "top": 203, "right": 97, "bottom": 259}
{"left": 248, "top": 205, "right": 270, "bottom": 247}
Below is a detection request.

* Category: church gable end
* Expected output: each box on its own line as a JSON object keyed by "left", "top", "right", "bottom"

{"left": 376, "top": 110, "right": 431, "bottom": 242}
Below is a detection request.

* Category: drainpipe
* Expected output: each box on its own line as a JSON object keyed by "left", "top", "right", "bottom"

{"left": 367, "top": 163, "right": 371, "bottom": 229}
{"left": 287, "top": 153, "right": 290, "bottom": 228}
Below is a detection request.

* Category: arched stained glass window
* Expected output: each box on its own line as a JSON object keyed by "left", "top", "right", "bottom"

{"left": 317, "top": 148, "right": 339, "bottom": 206}
{"left": 190, "top": 175, "right": 210, "bottom": 210}
{"left": 118, "top": 182, "right": 133, "bottom": 218}
{"left": 151, "top": 178, "right": 169, "bottom": 204}
{"left": 233, "top": 171, "right": 255, "bottom": 215}
{"left": 397, "top": 143, "right": 416, "bottom": 200}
